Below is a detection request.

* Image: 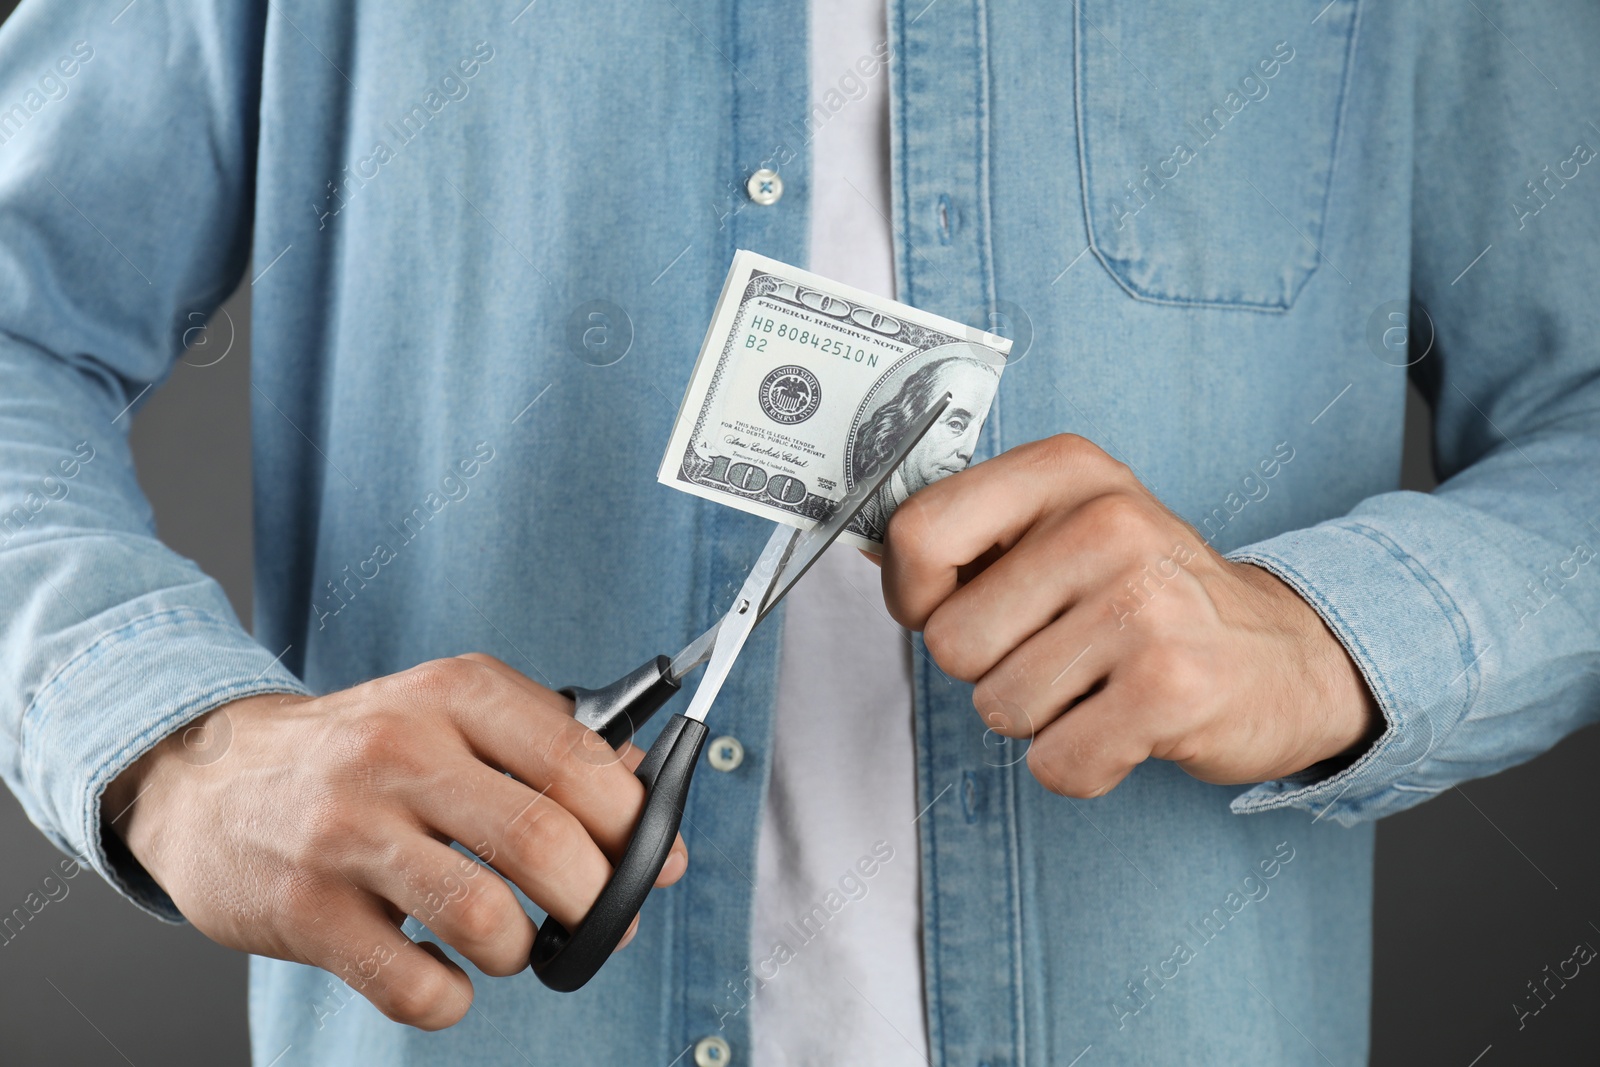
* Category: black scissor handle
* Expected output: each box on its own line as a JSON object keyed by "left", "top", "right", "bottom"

{"left": 529, "top": 713, "right": 708, "bottom": 991}
{"left": 561, "top": 655, "right": 679, "bottom": 748}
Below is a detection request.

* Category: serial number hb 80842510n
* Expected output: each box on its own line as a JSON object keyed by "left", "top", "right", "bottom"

{"left": 744, "top": 313, "right": 881, "bottom": 367}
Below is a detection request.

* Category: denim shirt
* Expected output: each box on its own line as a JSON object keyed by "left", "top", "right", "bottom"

{"left": 2, "top": 0, "right": 1597, "bottom": 1063}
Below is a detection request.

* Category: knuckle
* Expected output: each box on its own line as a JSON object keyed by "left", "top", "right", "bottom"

{"left": 1042, "top": 432, "right": 1088, "bottom": 460}
{"left": 454, "top": 889, "right": 531, "bottom": 976}
{"left": 1028, "top": 433, "right": 1083, "bottom": 473}
{"left": 399, "top": 656, "right": 495, "bottom": 711}
{"left": 973, "top": 684, "right": 1032, "bottom": 737}
{"left": 1133, "top": 643, "right": 1209, "bottom": 704}
{"left": 549, "top": 717, "right": 610, "bottom": 770}
{"left": 885, "top": 492, "right": 936, "bottom": 558}
{"left": 455, "top": 651, "right": 508, "bottom": 672}
{"left": 1026, "top": 745, "right": 1083, "bottom": 797}
{"left": 367, "top": 834, "right": 410, "bottom": 878}
{"left": 1040, "top": 433, "right": 1121, "bottom": 475}
{"left": 920, "top": 610, "right": 975, "bottom": 680}
{"left": 446, "top": 883, "right": 511, "bottom": 947}
{"left": 1083, "top": 493, "right": 1157, "bottom": 548}
{"left": 380, "top": 965, "right": 465, "bottom": 1030}
{"left": 402, "top": 657, "right": 473, "bottom": 700}
{"left": 505, "top": 797, "right": 574, "bottom": 866}
{"left": 329, "top": 711, "right": 419, "bottom": 778}
{"left": 1027, "top": 744, "right": 1113, "bottom": 800}
{"left": 295, "top": 799, "right": 362, "bottom": 862}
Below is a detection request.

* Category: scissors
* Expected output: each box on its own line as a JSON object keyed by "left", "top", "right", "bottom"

{"left": 529, "top": 390, "right": 954, "bottom": 991}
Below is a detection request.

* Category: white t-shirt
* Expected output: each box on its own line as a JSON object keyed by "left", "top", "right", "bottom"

{"left": 749, "top": 2, "right": 929, "bottom": 1063}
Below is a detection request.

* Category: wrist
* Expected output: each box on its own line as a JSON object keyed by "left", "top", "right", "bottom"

{"left": 1302, "top": 601, "right": 1380, "bottom": 763}
{"left": 1234, "top": 562, "right": 1380, "bottom": 768}
{"left": 102, "top": 692, "right": 311, "bottom": 882}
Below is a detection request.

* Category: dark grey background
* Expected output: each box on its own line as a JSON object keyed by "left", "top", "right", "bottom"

{"left": 2, "top": 11, "right": 1598, "bottom": 1067}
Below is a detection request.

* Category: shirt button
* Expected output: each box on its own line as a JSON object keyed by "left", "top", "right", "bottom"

{"left": 694, "top": 1034, "right": 732, "bottom": 1066}
{"left": 707, "top": 736, "right": 745, "bottom": 772}
{"left": 746, "top": 168, "right": 783, "bottom": 206}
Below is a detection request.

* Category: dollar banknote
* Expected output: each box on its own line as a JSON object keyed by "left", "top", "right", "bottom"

{"left": 658, "top": 250, "right": 1011, "bottom": 551}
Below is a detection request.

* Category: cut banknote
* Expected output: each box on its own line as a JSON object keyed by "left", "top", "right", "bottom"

{"left": 658, "top": 250, "right": 1011, "bottom": 552}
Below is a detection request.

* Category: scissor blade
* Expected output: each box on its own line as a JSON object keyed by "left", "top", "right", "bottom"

{"left": 665, "top": 390, "right": 952, "bottom": 685}
{"left": 679, "top": 524, "right": 799, "bottom": 723}
{"left": 667, "top": 617, "right": 721, "bottom": 684}
{"left": 755, "top": 390, "right": 953, "bottom": 621}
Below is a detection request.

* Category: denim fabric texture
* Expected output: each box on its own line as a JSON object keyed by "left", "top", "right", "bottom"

{"left": 1, "top": 0, "right": 1597, "bottom": 1063}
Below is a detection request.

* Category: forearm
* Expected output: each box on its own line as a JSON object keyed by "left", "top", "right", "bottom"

{"left": 0, "top": 341, "right": 310, "bottom": 913}
{"left": 1231, "top": 0, "right": 1600, "bottom": 824}
{"left": 0, "top": 0, "right": 294, "bottom": 909}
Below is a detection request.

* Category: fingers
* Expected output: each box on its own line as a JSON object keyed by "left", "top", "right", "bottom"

{"left": 456, "top": 652, "right": 565, "bottom": 707}
{"left": 970, "top": 609, "right": 1120, "bottom": 738}
{"left": 1018, "top": 634, "right": 1238, "bottom": 797}
{"left": 920, "top": 505, "right": 1113, "bottom": 681}
{"left": 409, "top": 761, "right": 620, "bottom": 932}
{"left": 459, "top": 651, "right": 648, "bottom": 774}
{"left": 1024, "top": 692, "right": 1153, "bottom": 800}
{"left": 882, "top": 436, "right": 1130, "bottom": 628}
{"left": 394, "top": 657, "right": 651, "bottom": 859}
{"left": 343, "top": 824, "right": 537, "bottom": 978}
{"left": 302, "top": 890, "right": 475, "bottom": 1031}
{"left": 450, "top": 653, "right": 687, "bottom": 882}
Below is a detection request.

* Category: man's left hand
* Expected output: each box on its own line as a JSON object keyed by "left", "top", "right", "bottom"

{"left": 879, "top": 435, "right": 1379, "bottom": 799}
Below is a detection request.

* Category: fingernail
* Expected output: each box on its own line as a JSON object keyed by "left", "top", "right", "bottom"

{"left": 660, "top": 846, "right": 688, "bottom": 881}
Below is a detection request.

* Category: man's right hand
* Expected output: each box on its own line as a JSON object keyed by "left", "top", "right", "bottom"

{"left": 101, "top": 653, "right": 687, "bottom": 1030}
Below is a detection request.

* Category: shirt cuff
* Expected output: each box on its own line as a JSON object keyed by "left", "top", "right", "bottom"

{"left": 1225, "top": 515, "right": 1482, "bottom": 825}
{"left": 20, "top": 607, "right": 310, "bottom": 920}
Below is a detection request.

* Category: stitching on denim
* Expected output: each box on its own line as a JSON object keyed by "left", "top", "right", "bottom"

{"left": 91, "top": 676, "right": 308, "bottom": 807}
{"left": 1072, "top": 0, "right": 1300, "bottom": 312}
{"left": 1074, "top": 2, "right": 1362, "bottom": 312}
{"left": 1229, "top": 519, "right": 1479, "bottom": 814}
{"left": 20, "top": 608, "right": 305, "bottom": 878}
{"left": 896, "top": 0, "right": 915, "bottom": 308}
{"left": 1293, "top": 0, "right": 1364, "bottom": 308}
{"left": 1224, "top": 550, "right": 1404, "bottom": 812}
{"left": 973, "top": 0, "right": 1005, "bottom": 459}
{"left": 22, "top": 607, "right": 234, "bottom": 751}
{"left": 1071, "top": 0, "right": 1094, "bottom": 302}
{"left": 81, "top": 677, "right": 305, "bottom": 923}
{"left": 915, "top": 635, "right": 947, "bottom": 1060}
{"left": 1003, "top": 738, "right": 1027, "bottom": 1063}
{"left": 1342, "top": 519, "right": 1478, "bottom": 701}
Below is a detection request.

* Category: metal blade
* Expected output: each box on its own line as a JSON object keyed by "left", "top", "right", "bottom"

{"left": 679, "top": 524, "right": 799, "bottom": 723}
{"left": 666, "top": 390, "right": 953, "bottom": 685}
{"left": 667, "top": 617, "right": 721, "bottom": 684}
{"left": 755, "top": 390, "right": 952, "bottom": 620}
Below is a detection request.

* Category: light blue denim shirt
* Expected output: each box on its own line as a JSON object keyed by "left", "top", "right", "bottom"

{"left": 2, "top": 0, "right": 1598, "bottom": 1063}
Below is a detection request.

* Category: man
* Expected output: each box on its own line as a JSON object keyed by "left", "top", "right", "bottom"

{"left": 1, "top": 2, "right": 1596, "bottom": 1065}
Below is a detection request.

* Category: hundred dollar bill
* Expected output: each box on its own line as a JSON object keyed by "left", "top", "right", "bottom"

{"left": 658, "top": 250, "right": 1011, "bottom": 551}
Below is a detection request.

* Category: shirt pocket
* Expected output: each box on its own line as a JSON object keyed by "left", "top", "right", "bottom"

{"left": 1075, "top": 1, "right": 1360, "bottom": 311}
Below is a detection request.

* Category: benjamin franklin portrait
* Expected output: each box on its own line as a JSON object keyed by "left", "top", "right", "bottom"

{"left": 846, "top": 345, "right": 1003, "bottom": 543}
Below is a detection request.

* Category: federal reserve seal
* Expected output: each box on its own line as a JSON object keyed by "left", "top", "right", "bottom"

{"left": 758, "top": 365, "right": 822, "bottom": 425}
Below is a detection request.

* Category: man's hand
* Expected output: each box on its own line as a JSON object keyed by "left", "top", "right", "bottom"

{"left": 102, "top": 653, "right": 685, "bottom": 1031}
{"left": 880, "top": 435, "right": 1378, "bottom": 799}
